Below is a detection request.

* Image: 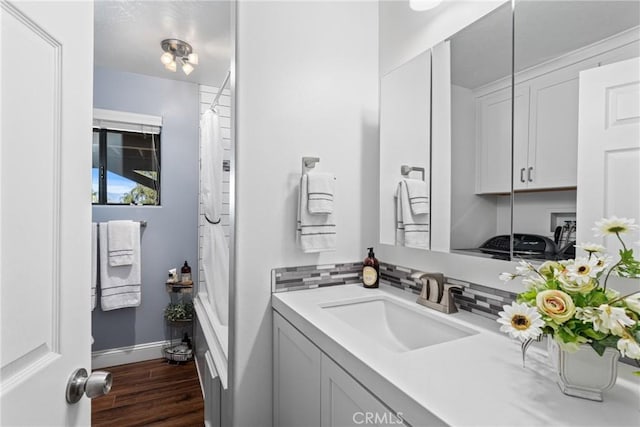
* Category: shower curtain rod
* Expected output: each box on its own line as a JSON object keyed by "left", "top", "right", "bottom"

{"left": 209, "top": 70, "right": 231, "bottom": 110}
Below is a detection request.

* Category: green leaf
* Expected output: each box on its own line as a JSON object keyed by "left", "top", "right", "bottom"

{"left": 584, "top": 329, "right": 607, "bottom": 340}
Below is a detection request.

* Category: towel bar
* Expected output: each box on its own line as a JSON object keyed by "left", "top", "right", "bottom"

{"left": 97, "top": 221, "right": 147, "bottom": 228}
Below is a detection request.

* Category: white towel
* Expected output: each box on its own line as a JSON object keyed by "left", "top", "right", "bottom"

{"left": 91, "top": 223, "right": 98, "bottom": 311}
{"left": 404, "top": 178, "right": 429, "bottom": 215}
{"left": 396, "top": 180, "right": 429, "bottom": 249}
{"left": 107, "top": 220, "right": 136, "bottom": 266}
{"left": 99, "top": 222, "right": 141, "bottom": 310}
{"left": 297, "top": 174, "right": 336, "bottom": 253}
{"left": 307, "top": 172, "right": 335, "bottom": 214}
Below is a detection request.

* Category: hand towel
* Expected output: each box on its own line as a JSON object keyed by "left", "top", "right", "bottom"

{"left": 396, "top": 180, "right": 429, "bottom": 249}
{"left": 107, "top": 220, "right": 136, "bottom": 266}
{"left": 91, "top": 223, "right": 98, "bottom": 311}
{"left": 307, "top": 172, "right": 335, "bottom": 214}
{"left": 99, "top": 222, "right": 141, "bottom": 311}
{"left": 297, "top": 174, "right": 336, "bottom": 253}
{"left": 404, "top": 178, "right": 429, "bottom": 215}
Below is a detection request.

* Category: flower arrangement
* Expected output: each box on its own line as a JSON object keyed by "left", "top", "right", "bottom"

{"left": 498, "top": 217, "right": 640, "bottom": 365}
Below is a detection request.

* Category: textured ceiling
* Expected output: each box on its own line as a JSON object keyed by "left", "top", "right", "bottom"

{"left": 94, "top": 0, "right": 231, "bottom": 87}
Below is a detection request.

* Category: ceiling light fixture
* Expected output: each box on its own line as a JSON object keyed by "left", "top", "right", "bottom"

{"left": 409, "top": 0, "right": 443, "bottom": 11}
{"left": 160, "top": 39, "right": 198, "bottom": 76}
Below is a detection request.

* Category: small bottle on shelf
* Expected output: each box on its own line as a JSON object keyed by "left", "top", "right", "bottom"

{"left": 181, "top": 261, "right": 192, "bottom": 285}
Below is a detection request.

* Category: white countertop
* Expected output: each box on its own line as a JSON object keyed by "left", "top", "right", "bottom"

{"left": 272, "top": 284, "right": 640, "bottom": 427}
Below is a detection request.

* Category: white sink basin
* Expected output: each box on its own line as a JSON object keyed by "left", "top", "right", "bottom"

{"left": 321, "top": 296, "right": 477, "bottom": 353}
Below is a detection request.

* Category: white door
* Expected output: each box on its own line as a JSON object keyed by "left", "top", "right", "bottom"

{"left": 1, "top": 1, "right": 94, "bottom": 425}
{"left": 576, "top": 57, "right": 640, "bottom": 249}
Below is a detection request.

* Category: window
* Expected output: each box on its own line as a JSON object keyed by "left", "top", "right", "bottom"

{"left": 92, "top": 129, "right": 161, "bottom": 205}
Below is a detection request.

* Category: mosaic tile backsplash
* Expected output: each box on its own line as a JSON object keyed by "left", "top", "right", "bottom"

{"left": 271, "top": 262, "right": 362, "bottom": 293}
{"left": 271, "top": 261, "right": 517, "bottom": 320}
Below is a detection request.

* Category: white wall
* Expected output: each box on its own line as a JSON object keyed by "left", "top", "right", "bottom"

{"left": 234, "top": 1, "right": 379, "bottom": 425}
{"left": 450, "top": 84, "right": 499, "bottom": 249}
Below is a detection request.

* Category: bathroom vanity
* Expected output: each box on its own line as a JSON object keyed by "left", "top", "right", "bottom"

{"left": 272, "top": 284, "right": 640, "bottom": 426}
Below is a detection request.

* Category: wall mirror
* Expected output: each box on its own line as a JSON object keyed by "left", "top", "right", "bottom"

{"left": 512, "top": 0, "right": 640, "bottom": 262}
{"left": 438, "top": 1, "right": 514, "bottom": 259}
{"left": 379, "top": 50, "right": 431, "bottom": 249}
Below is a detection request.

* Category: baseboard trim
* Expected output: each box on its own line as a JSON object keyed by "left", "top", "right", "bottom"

{"left": 92, "top": 340, "right": 169, "bottom": 369}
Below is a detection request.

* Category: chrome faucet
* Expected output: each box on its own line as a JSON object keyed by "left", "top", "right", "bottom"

{"left": 412, "top": 272, "right": 462, "bottom": 314}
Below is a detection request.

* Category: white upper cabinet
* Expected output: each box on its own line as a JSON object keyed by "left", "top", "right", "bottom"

{"left": 475, "top": 85, "right": 529, "bottom": 194}
{"left": 475, "top": 30, "right": 640, "bottom": 195}
{"left": 523, "top": 67, "right": 579, "bottom": 190}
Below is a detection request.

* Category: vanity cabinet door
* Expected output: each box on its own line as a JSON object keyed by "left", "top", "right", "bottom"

{"left": 273, "top": 312, "right": 321, "bottom": 427}
{"left": 320, "top": 355, "right": 405, "bottom": 427}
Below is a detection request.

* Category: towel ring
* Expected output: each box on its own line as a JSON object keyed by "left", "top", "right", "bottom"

{"left": 400, "top": 165, "right": 426, "bottom": 182}
{"left": 302, "top": 156, "right": 320, "bottom": 175}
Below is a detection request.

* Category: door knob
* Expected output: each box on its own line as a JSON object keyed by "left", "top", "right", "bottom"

{"left": 66, "top": 368, "right": 112, "bottom": 404}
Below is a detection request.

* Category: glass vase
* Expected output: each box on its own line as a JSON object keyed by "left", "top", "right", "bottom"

{"left": 547, "top": 338, "right": 619, "bottom": 401}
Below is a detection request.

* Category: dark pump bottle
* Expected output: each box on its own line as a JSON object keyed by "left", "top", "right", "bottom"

{"left": 181, "top": 261, "right": 192, "bottom": 284}
{"left": 362, "top": 247, "right": 379, "bottom": 288}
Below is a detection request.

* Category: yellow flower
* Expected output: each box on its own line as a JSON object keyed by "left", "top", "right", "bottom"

{"left": 538, "top": 261, "right": 563, "bottom": 280}
{"left": 536, "top": 290, "right": 575, "bottom": 323}
{"left": 559, "top": 277, "right": 597, "bottom": 294}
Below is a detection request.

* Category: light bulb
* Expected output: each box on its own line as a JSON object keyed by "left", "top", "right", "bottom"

{"left": 182, "top": 61, "right": 194, "bottom": 76}
{"left": 165, "top": 60, "right": 177, "bottom": 72}
{"left": 160, "top": 52, "right": 174, "bottom": 65}
{"left": 409, "top": 0, "right": 442, "bottom": 11}
{"left": 187, "top": 53, "right": 199, "bottom": 65}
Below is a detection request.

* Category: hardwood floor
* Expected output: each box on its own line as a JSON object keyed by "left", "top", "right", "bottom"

{"left": 92, "top": 359, "right": 204, "bottom": 427}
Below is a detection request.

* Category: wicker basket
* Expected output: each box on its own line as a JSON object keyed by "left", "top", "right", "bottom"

{"left": 163, "top": 344, "right": 193, "bottom": 362}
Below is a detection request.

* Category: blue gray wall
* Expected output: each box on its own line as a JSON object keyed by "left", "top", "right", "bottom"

{"left": 92, "top": 67, "right": 199, "bottom": 351}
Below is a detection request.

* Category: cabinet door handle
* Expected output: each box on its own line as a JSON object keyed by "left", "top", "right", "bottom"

{"left": 520, "top": 168, "right": 526, "bottom": 183}
{"left": 528, "top": 166, "right": 534, "bottom": 182}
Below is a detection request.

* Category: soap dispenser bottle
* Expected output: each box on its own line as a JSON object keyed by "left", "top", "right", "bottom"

{"left": 362, "top": 247, "right": 379, "bottom": 289}
{"left": 181, "top": 261, "right": 192, "bottom": 284}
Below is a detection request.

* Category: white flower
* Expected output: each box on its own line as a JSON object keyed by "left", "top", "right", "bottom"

{"left": 592, "top": 255, "right": 612, "bottom": 274}
{"left": 497, "top": 302, "right": 545, "bottom": 342}
{"left": 576, "top": 242, "right": 606, "bottom": 254}
{"left": 617, "top": 337, "right": 640, "bottom": 359}
{"left": 515, "top": 260, "right": 535, "bottom": 275}
{"left": 565, "top": 257, "right": 599, "bottom": 285}
{"left": 575, "top": 307, "right": 599, "bottom": 323}
{"left": 625, "top": 293, "right": 640, "bottom": 314}
{"left": 593, "top": 216, "right": 638, "bottom": 236}
{"left": 594, "top": 304, "right": 635, "bottom": 336}
{"left": 499, "top": 272, "right": 516, "bottom": 282}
